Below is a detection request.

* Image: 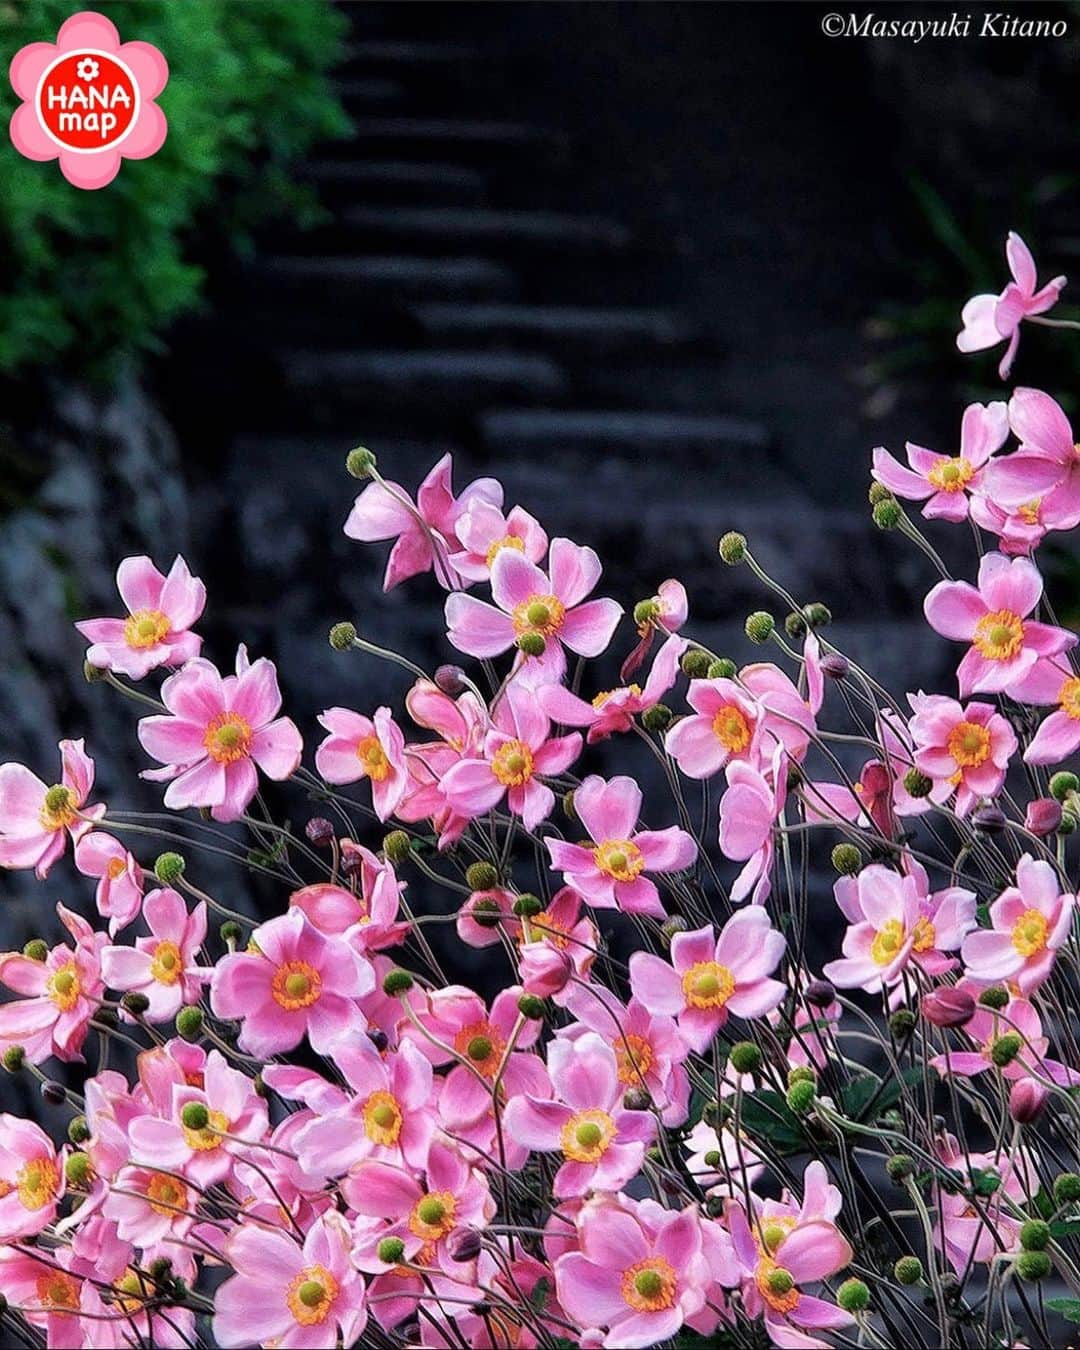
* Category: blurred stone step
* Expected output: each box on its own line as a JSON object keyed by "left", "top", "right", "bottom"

{"left": 254, "top": 255, "right": 520, "bottom": 301}
{"left": 338, "top": 206, "right": 633, "bottom": 254}
{"left": 337, "top": 76, "right": 407, "bottom": 110}
{"left": 302, "top": 160, "right": 490, "bottom": 206}
{"left": 408, "top": 302, "right": 698, "bottom": 352}
{"left": 341, "top": 40, "right": 483, "bottom": 70}
{"left": 321, "top": 118, "right": 560, "bottom": 163}
{"left": 480, "top": 409, "right": 771, "bottom": 458}
{"left": 280, "top": 349, "right": 570, "bottom": 414}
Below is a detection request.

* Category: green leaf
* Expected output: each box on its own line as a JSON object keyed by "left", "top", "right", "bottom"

{"left": 737, "top": 1090, "right": 805, "bottom": 1154}
{"left": 1049, "top": 1219, "right": 1080, "bottom": 1239}
{"left": 1045, "top": 1297, "right": 1080, "bottom": 1323}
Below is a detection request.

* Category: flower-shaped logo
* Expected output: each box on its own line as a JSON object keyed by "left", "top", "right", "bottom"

{"left": 9, "top": 11, "right": 167, "bottom": 189}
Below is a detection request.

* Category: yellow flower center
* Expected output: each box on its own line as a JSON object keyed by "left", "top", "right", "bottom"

{"left": 485, "top": 534, "right": 526, "bottom": 569}
{"left": 757, "top": 1259, "right": 799, "bottom": 1314}
{"left": 946, "top": 719, "right": 991, "bottom": 769}
{"left": 363, "top": 1090, "right": 404, "bottom": 1146}
{"left": 123, "top": 608, "right": 171, "bottom": 650}
{"left": 491, "top": 738, "right": 535, "bottom": 787}
{"left": 35, "top": 1271, "right": 79, "bottom": 1311}
{"left": 453, "top": 1020, "right": 506, "bottom": 1078}
{"left": 614, "top": 1032, "right": 654, "bottom": 1085}
{"left": 47, "top": 962, "right": 81, "bottom": 1012}
{"left": 16, "top": 1156, "right": 59, "bottom": 1210}
{"left": 530, "top": 910, "right": 571, "bottom": 949}
{"left": 594, "top": 839, "right": 645, "bottom": 882}
{"left": 593, "top": 684, "right": 641, "bottom": 708}
{"left": 911, "top": 916, "right": 936, "bottom": 953}
{"left": 146, "top": 1172, "right": 187, "bottom": 1216}
{"left": 621, "top": 1257, "right": 677, "bottom": 1312}
{"left": 409, "top": 1189, "right": 457, "bottom": 1242}
{"left": 182, "top": 1107, "right": 229, "bottom": 1152}
{"left": 758, "top": 1217, "right": 797, "bottom": 1254}
{"left": 271, "top": 959, "right": 322, "bottom": 1010}
{"left": 39, "top": 784, "right": 76, "bottom": 831}
{"left": 681, "top": 960, "right": 736, "bottom": 1009}
{"left": 1059, "top": 677, "right": 1080, "bottom": 720}
{"left": 712, "top": 704, "right": 753, "bottom": 754}
{"left": 356, "top": 734, "right": 391, "bottom": 781}
{"left": 1011, "top": 909, "right": 1049, "bottom": 957}
{"left": 972, "top": 609, "right": 1024, "bottom": 662}
{"left": 203, "top": 712, "right": 252, "bottom": 765}
{"left": 285, "top": 1265, "right": 338, "bottom": 1327}
{"left": 927, "top": 457, "right": 974, "bottom": 493}
{"left": 871, "top": 918, "right": 906, "bottom": 966}
{"left": 512, "top": 592, "right": 566, "bottom": 638}
{"left": 1018, "top": 498, "right": 1042, "bottom": 525}
{"left": 149, "top": 940, "right": 183, "bottom": 986}
{"left": 106, "top": 856, "right": 127, "bottom": 880}
{"left": 560, "top": 1108, "right": 616, "bottom": 1162}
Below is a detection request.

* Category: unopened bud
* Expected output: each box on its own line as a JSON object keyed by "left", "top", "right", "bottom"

{"left": 154, "top": 852, "right": 185, "bottom": 884}
{"left": 784, "top": 610, "right": 807, "bottom": 640}
{"left": 889, "top": 1008, "right": 917, "bottom": 1038}
{"left": 517, "top": 994, "right": 546, "bottom": 1020}
{"left": 176, "top": 1007, "right": 204, "bottom": 1042}
{"left": 718, "top": 531, "right": 747, "bottom": 565}
{"left": 1054, "top": 1173, "right": 1080, "bottom": 1204}
{"left": 872, "top": 499, "right": 901, "bottom": 529}
{"left": 805, "top": 978, "right": 835, "bottom": 1008}
{"left": 921, "top": 986, "right": 975, "bottom": 1029}
{"left": 346, "top": 446, "right": 377, "bottom": 478}
{"left": 122, "top": 992, "right": 151, "bottom": 1016}
{"left": 512, "top": 894, "right": 542, "bottom": 918}
{"left": 831, "top": 843, "right": 862, "bottom": 876}
{"left": 971, "top": 805, "right": 1006, "bottom": 835}
{"left": 804, "top": 602, "right": 832, "bottom": 628}
{"left": 868, "top": 481, "right": 892, "bottom": 505}
{"left": 516, "top": 632, "right": 546, "bottom": 657}
{"left": 1015, "top": 1250, "right": 1051, "bottom": 1281}
{"left": 707, "top": 658, "right": 736, "bottom": 679}
{"left": 680, "top": 649, "right": 712, "bottom": 678}
{"left": 786, "top": 1080, "right": 815, "bottom": 1114}
{"left": 837, "top": 1278, "right": 869, "bottom": 1313}
{"left": 729, "top": 1041, "right": 762, "bottom": 1074}
{"left": 1025, "top": 797, "right": 1062, "bottom": 836}
{"left": 382, "top": 831, "right": 412, "bottom": 864}
{"left": 622, "top": 1086, "right": 651, "bottom": 1111}
{"left": 220, "top": 920, "right": 242, "bottom": 947}
{"left": 68, "top": 1115, "right": 91, "bottom": 1144}
{"left": 1049, "top": 771, "right": 1079, "bottom": 802}
{"left": 1009, "top": 1077, "right": 1049, "bottom": 1125}
{"left": 382, "top": 969, "right": 414, "bottom": 997}
{"left": 450, "top": 1228, "right": 483, "bottom": 1262}
{"left": 821, "top": 652, "right": 849, "bottom": 680}
{"left": 305, "top": 817, "right": 335, "bottom": 847}
{"left": 22, "top": 939, "right": 48, "bottom": 962}
{"left": 434, "top": 664, "right": 467, "bottom": 696}
{"left": 745, "top": 611, "right": 774, "bottom": 644}
{"left": 641, "top": 703, "right": 672, "bottom": 733}
{"left": 40, "top": 1080, "right": 67, "bottom": 1105}
{"left": 978, "top": 985, "right": 1009, "bottom": 1010}
{"left": 903, "top": 768, "right": 933, "bottom": 799}
{"left": 1020, "top": 1219, "right": 1051, "bottom": 1252}
{"left": 65, "top": 1152, "right": 92, "bottom": 1187}
{"left": 328, "top": 622, "right": 357, "bottom": 652}
{"left": 465, "top": 861, "right": 499, "bottom": 892}
{"left": 84, "top": 659, "right": 109, "bottom": 682}
{"left": 894, "top": 1256, "right": 923, "bottom": 1285}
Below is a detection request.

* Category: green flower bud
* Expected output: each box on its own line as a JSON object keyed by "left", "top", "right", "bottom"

{"left": 680, "top": 649, "right": 712, "bottom": 678}
{"left": 804, "top": 602, "right": 832, "bottom": 628}
{"left": 886, "top": 1154, "right": 915, "bottom": 1183}
{"left": 729, "top": 1041, "right": 762, "bottom": 1074}
{"left": 1048, "top": 771, "right": 1079, "bottom": 802}
{"left": 513, "top": 894, "right": 542, "bottom": 918}
{"left": 562, "top": 789, "right": 577, "bottom": 820}
{"left": 22, "top": 939, "right": 48, "bottom": 962}
{"left": 872, "top": 499, "right": 901, "bottom": 530}
{"left": 745, "top": 611, "right": 775, "bottom": 644}
{"left": 382, "top": 968, "right": 414, "bottom": 997}
{"left": 148, "top": 1257, "right": 173, "bottom": 1284}
{"left": 328, "top": 622, "right": 357, "bottom": 652}
{"left": 220, "top": 920, "right": 243, "bottom": 946}
{"left": 1060, "top": 806, "right": 1079, "bottom": 835}
{"left": 977, "top": 985, "right": 1009, "bottom": 1010}
{"left": 786, "top": 1080, "right": 815, "bottom": 1114}
{"left": 868, "top": 481, "right": 893, "bottom": 506}
{"left": 1020, "top": 1219, "right": 1051, "bottom": 1251}
{"left": 1054, "top": 1173, "right": 1080, "bottom": 1204}
{"left": 516, "top": 632, "right": 547, "bottom": 657}
{"left": 378, "top": 1236, "right": 406, "bottom": 1264}
{"left": 469, "top": 897, "right": 503, "bottom": 929}
{"left": 990, "top": 1033, "right": 1022, "bottom": 1067}
{"left": 122, "top": 992, "right": 151, "bottom": 1016}
{"left": 972, "top": 1168, "right": 1002, "bottom": 1197}
{"left": 65, "top": 1152, "right": 92, "bottom": 1188}
{"left": 465, "top": 861, "right": 499, "bottom": 892}
{"left": 718, "top": 531, "right": 747, "bottom": 565}
{"left": 903, "top": 768, "right": 933, "bottom": 799}
{"left": 706, "top": 658, "right": 736, "bottom": 679}
{"left": 633, "top": 598, "right": 661, "bottom": 627}
{"left": 176, "top": 1007, "right": 204, "bottom": 1042}
{"left": 784, "top": 611, "right": 807, "bottom": 640}
{"left": 83, "top": 659, "right": 109, "bottom": 683}
{"left": 154, "top": 852, "right": 185, "bottom": 884}
{"left": 889, "top": 1009, "right": 917, "bottom": 1038}
{"left": 704, "top": 1194, "right": 726, "bottom": 1218}
{"left": 382, "top": 831, "right": 413, "bottom": 864}
{"left": 1015, "top": 1250, "right": 1051, "bottom": 1281}
{"left": 346, "top": 446, "right": 377, "bottom": 479}
{"left": 68, "top": 1115, "right": 91, "bottom": 1145}
{"left": 787, "top": 1065, "right": 816, "bottom": 1087}
{"left": 641, "top": 704, "right": 672, "bottom": 733}
{"left": 517, "top": 994, "right": 546, "bottom": 1020}
{"left": 831, "top": 843, "right": 862, "bottom": 876}
{"left": 894, "top": 1255, "right": 923, "bottom": 1285}
{"left": 180, "top": 1102, "right": 209, "bottom": 1132}
{"left": 703, "top": 1149, "right": 722, "bottom": 1168}
{"left": 661, "top": 915, "right": 688, "bottom": 944}
{"left": 837, "top": 1278, "right": 869, "bottom": 1313}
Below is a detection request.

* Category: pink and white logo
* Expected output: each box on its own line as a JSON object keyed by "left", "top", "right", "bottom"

{"left": 9, "top": 10, "right": 167, "bottom": 189}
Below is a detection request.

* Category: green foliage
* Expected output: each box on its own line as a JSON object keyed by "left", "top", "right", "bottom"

{"left": 0, "top": 0, "right": 349, "bottom": 377}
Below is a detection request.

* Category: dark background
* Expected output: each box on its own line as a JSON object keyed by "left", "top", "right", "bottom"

{"left": 3, "top": 0, "right": 1080, "bottom": 940}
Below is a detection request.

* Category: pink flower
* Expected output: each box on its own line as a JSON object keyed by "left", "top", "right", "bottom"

{"left": 539, "top": 632, "right": 686, "bottom": 742}
{"left": 211, "top": 910, "right": 374, "bottom": 1057}
{"left": 824, "top": 864, "right": 942, "bottom": 993}
{"left": 630, "top": 911, "right": 786, "bottom": 1053}
{"left": 555, "top": 1204, "right": 710, "bottom": 1348}
{"left": 0, "top": 1115, "right": 64, "bottom": 1240}
{"left": 73, "top": 830, "right": 144, "bottom": 934}
{"left": 289, "top": 851, "right": 407, "bottom": 951}
{"left": 957, "top": 232, "right": 1065, "bottom": 379}
{"left": 450, "top": 497, "right": 548, "bottom": 583}
{"left": 101, "top": 888, "right": 208, "bottom": 1023}
{"left": 872, "top": 401, "right": 1008, "bottom": 522}
{"left": 76, "top": 555, "right": 204, "bottom": 679}
{"left": 344, "top": 452, "right": 501, "bottom": 590}
{"left": 520, "top": 941, "right": 573, "bottom": 997}
{"left": 546, "top": 774, "right": 697, "bottom": 916}
{"left": 1022, "top": 657, "right": 1080, "bottom": 764}
{"left": 924, "top": 552, "right": 1074, "bottom": 698}
{"left": 0, "top": 904, "right": 105, "bottom": 1063}
{"left": 935, "top": 1134, "right": 1034, "bottom": 1272}
{"left": 503, "top": 1033, "right": 655, "bottom": 1197}
{"left": 908, "top": 692, "right": 1017, "bottom": 817}
{"left": 445, "top": 538, "right": 622, "bottom": 683}
{"left": 395, "top": 678, "right": 487, "bottom": 847}
{"left": 961, "top": 854, "right": 1074, "bottom": 992}
{"left": 984, "top": 388, "right": 1080, "bottom": 536}
{"left": 930, "top": 983, "right": 1078, "bottom": 1087}
{"left": 717, "top": 750, "right": 786, "bottom": 904}
{"left": 740, "top": 661, "right": 819, "bottom": 758}
{"left": 137, "top": 647, "right": 303, "bottom": 822}
{"left": 9, "top": 11, "right": 168, "bottom": 190}
{"left": 314, "top": 706, "right": 407, "bottom": 820}
{"left": 214, "top": 1212, "right": 367, "bottom": 1350}
{"left": 667, "top": 677, "right": 761, "bottom": 778}
{"left": 442, "top": 684, "right": 581, "bottom": 829}
{"left": 294, "top": 1038, "right": 435, "bottom": 1175}
{"left": 103, "top": 1161, "right": 196, "bottom": 1248}
{"left": 0, "top": 738, "right": 103, "bottom": 877}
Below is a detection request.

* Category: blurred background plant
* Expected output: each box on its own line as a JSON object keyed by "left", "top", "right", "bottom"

{"left": 0, "top": 0, "right": 349, "bottom": 380}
